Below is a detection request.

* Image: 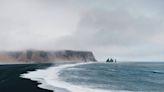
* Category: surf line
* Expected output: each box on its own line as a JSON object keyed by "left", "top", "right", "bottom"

{"left": 20, "top": 62, "right": 128, "bottom": 92}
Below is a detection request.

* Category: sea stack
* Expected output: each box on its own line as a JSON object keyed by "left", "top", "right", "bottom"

{"left": 106, "top": 58, "right": 114, "bottom": 63}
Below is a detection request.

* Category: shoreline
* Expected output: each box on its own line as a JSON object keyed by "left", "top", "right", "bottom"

{"left": 21, "top": 62, "right": 112, "bottom": 92}
{"left": 0, "top": 63, "right": 53, "bottom": 92}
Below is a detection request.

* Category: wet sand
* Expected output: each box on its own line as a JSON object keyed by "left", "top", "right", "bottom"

{"left": 0, "top": 63, "right": 53, "bottom": 92}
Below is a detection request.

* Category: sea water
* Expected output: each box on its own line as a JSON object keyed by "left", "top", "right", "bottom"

{"left": 21, "top": 62, "right": 164, "bottom": 92}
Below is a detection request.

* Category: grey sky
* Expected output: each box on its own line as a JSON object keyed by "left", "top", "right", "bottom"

{"left": 0, "top": 0, "right": 164, "bottom": 61}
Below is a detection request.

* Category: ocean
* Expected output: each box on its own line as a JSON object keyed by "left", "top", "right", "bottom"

{"left": 0, "top": 62, "right": 164, "bottom": 92}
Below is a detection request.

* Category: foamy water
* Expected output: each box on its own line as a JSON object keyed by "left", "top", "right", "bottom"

{"left": 20, "top": 62, "right": 164, "bottom": 92}
{"left": 20, "top": 62, "right": 129, "bottom": 92}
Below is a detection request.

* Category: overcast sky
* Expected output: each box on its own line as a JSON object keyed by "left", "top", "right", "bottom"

{"left": 0, "top": 0, "right": 164, "bottom": 61}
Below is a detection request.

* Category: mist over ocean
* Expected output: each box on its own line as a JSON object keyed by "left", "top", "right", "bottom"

{"left": 1, "top": 0, "right": 164, "bottom": 92}
{"left": 19, "top": 62, "right": 164, "bottom": 92}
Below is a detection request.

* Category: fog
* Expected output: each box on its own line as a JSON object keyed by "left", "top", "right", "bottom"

{"left": 1, "top": 0, "right": 164, "bottom": 61}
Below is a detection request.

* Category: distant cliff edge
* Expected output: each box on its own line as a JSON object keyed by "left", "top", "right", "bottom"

{"left": 0, "top": 50, "right": 97, "bottom": 64}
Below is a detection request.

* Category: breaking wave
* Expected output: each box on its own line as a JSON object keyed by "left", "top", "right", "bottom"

{"left": 20, "top": 62, "right": 164, "bottom": 92}
{"left": 20, "top": 62, "right": 129, "bottom": 92}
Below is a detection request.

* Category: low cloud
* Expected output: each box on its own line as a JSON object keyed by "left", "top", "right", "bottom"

{"left": 0, "top": 0, "right": 164, "bottom": 61}
{"left": 55, "top": 9, "right": 164, "bottom": 61}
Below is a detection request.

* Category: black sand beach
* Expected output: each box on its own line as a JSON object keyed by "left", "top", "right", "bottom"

{"left": 0, "top": 63, "right": 53, "bottom": 92}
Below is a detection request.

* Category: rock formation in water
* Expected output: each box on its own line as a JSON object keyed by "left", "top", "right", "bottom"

{"left": 106, "top": 58, "right": 114, "bottom": 63}
{"left": 0, "top": 50, "right": 97, "bottom": 64}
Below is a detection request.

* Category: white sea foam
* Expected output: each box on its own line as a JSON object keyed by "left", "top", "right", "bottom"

{"left": 20, "top": 62, "right": 130, "bottom": 92}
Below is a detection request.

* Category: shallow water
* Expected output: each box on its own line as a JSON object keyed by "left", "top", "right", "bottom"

{"left": 21, "top": 62, "right": 164, "bottom": 92}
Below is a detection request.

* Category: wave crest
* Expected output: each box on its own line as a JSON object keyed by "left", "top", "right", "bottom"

{"left": 20, "top": 63, "right": 129, "bottom": 92}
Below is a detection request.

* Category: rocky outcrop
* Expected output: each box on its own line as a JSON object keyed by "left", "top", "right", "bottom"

{"left": 0, "top": 50, "right": 97, "bottom": 64}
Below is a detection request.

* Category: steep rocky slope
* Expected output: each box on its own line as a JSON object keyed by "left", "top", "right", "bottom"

{"left": 0, "top": 50, "right": 97, "bottom": 64}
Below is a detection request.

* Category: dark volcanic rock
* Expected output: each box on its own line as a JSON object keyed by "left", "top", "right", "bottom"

{"left": 50, "top": 50, "right": 97, "bottom": 62}
{"left": 0, "top": 50, "right": 97, "bottom": 64}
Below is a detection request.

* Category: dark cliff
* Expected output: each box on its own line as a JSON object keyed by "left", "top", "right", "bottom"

{"left": 0, "top": 50, "right": 97, "bottom": 64}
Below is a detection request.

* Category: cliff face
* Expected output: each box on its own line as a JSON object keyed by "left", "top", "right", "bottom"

{"left": 49, "top": 50, "right": 97, "bottom": 62}
{"left": 0, "top": 50, "right": 97, "bottom": 64}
